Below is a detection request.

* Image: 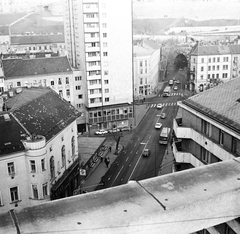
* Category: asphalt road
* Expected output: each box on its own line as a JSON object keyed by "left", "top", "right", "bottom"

{"left": 96, "top": 83, "right": 184, "bottom": 190}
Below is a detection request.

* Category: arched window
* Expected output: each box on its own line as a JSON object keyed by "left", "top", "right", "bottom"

{"left": 71, "top": 136, "right": 75, "bottom": 157}
{"left": 50, "top": 156, "right": 55, "bottom": 180}
{"left": 62, "top": 145, "right": 66, "bottom": 168}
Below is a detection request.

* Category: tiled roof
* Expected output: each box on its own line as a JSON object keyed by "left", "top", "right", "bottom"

{"left": 0, "top": 87, "right": 81, "bottom": 156}
{"left": 2, "top": 56, "right": 72, "bottom": 78}
{"left": 11, "top": 34, "right": 64, "bottom": 45}
{"left": 0, "top": 113, "right": 26, "bottom": 155}
{"left": 229, "top": 44, "right": 240, "bottom": 54}
{"left": 134, "top": 45, "right": 152, "bottom": 56}
{"left": 12, "top": 88, "right": 81, "bottom": 141}
{"left": 191, "top": 44, "right": 231, "bottom": 56}
{"left": 183, "top": 78, "right": 240, "bottom": 133}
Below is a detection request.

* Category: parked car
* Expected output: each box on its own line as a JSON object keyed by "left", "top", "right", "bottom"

{"left": 155, "top": 122, "right": 162, "bottom": 129}
{"left": 162, "top": 93, "right": 170, "bottom": 97}
{"left": 157, "top": 103, "right": 163, "bottom": 109}
{"left": 142, "top": 149, "right": 150, "bottom": 157}
{"left": 160, "top": 113, "right": 166, "bottom": 119}
{"left": 173, "top": 86, "right": 178, "bottom": 91}
{"left": 120, "top": 126, "right": 131, "bottom": 132}
{"left": 175, "top": 80, "right": 180, "bottom": 84}
{"left": 95, "top": 129, "right": 108, "bottom": 135}
{"left": 169, "top": 79, "right": 174, "bottom": 86}
{"left": 108, "top": 128, "right": 120, "bottom": 133}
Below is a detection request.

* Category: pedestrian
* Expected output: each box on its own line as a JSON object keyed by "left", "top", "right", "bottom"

{"left": 100, "top": 156, "right": 103, "bottom": 163}
{"left": 109, "top": 146, "right": 111, "bottom": 152}
{"left": 104, "top": 157, "right": 107, "bottom": 166}
{"left": 106, "top": 157, "right": 110, "bottom": 168}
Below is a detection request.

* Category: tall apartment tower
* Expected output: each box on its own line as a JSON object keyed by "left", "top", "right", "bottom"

{"left": 64, "top": 0, "right": 133, "bottom": 131}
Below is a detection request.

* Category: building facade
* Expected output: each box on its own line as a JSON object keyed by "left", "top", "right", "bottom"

{"left": 0, "top": 87, "right": 81, "bottom": 214}
{"left": 172, "top": 78, "right": 240, "bottom": 233}
{"left": 64, "top": 0, "right": 133, "bottom": 131}
{"left": 133, "top": 40, "right": 160, "bottom": 98}
{"left": 189, "top": 44, "right": 240, "bottom": 92}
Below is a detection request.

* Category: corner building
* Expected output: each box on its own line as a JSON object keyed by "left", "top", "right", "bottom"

{"left": 64, "top": 0, "right": 133, "bottom": 131}
{"left": 173, "top": 78, "right": 240, "bottom": 233}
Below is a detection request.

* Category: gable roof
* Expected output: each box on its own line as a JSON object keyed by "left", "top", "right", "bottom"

{"left": 229, "top": 44, "right": 240, "bottom": 54}
{"left": 2, "top": 56, "right": 72, "bottom": 78}
{"left": 143, "top": 40, "right": 160, "bottom": 50}
{"left": 191, "top": 44, "right": 231, "bottom": 56}
{"left": 183, "top": 78, "right": 240, "bottom": 134}
{"left": 11, "top": 34, "right": 64, "bottom": 45}
{"left": 0, "top": 87, "right": 81, "bottom": 156}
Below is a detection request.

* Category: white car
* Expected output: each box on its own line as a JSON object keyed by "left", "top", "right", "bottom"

{"left": 95, "top": 129, "right": 108, "bottom": 135}
{"left": 160, "top": 113, "right": 166, "bottom": 119}
{"left": 108, "top": 128, "right": 120, "bottom": 133}
{"left": 157, "top": 103, "right": 163, "bottom": 109}
{"left": 155, "top": 123, "right": 162, "bottom": 129}
{"left": 173, "top": 86, "right": 178, "bottom": 91}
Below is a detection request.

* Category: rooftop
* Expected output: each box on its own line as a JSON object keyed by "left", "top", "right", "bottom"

{"left": 191, "top": 44, "right": 232, "bottom": 56}
{"left": 134, "top": 44, "right": 153, "bottom": 56}
{"left": 0, "top": 158, "right": 240, "bottom": 233}
{"left": 2, "top": 56, "right": 72, "bottom": 78}
{"left": 183, "top": 78, "right": 240, "bottom": 133}
{"left": 11, "top": 34, "right": 64, "bottom": 45}
{"left": 0, "top": 87, "right": 81, "bottom": 155}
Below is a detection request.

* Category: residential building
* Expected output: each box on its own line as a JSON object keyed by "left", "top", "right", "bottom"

{"left": 189, "top": 44, "right": 240, "bottom": 92}
{"left": 0, "top": 87, "right": 81, "bottom": 213}
{"left": 0, "top": 56, "right": 86, "bottom": 132}
{"left": 64, "top": 0, "right": 133, "bottom": 131}
{"left": 172, "top": 78, "right": 240, "bottom": 232}
{"left": 133, "top": 40, "right": 160, "bottom": 98}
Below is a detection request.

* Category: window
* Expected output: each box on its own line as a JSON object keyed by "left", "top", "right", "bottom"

{"left": 201, "top": 58, "right": 204, "bottom": 63}
{"left": 78, "top": 94, "right": 83, "bottom": 99}
{"left": 216, "top": 74, "right": 219, "bottom": 78}
{"left": 145, "top": 78, "right": 147, "bottom": 84}
{"left": 59, "top": 90, "right": 63, "bottom": 97}
{"left": 75, "top": 76, "right": 82, "bottom": 81}
{"left": 102, "top": 23, "right": 107, "bottom": 28}
{"left": 232, "top": 137, "right": 237, "bottom": 153}
{"left": 208, "top": 67, "right": 211, "bottom": 72}
{"left": 145, "top": 60, "right": 147, "bottom": 66}
{"left": 42, "top": 183, "right": 48, "bottom": 198}
{"left": 41, "top": 159, "right": 46, "bottom": 171}
{"left": 217, "top": 65, "right": 219, "bottom": 70}
{"left": 62, "top": 146, "right": 66, "bottom": 168}
{"left": 17, "top": 81, "right": 21, "bottom": 86}
{"left": 105, "top": 97, "right": 109, "bottom": 102}
{"left": 30, "top": 160, "right": 36, "bottom": 173}
{"left": 66, "top": 77, "right": 69, "bottom": 84}
{"left": 213, "top": 65, "right": 215, "bottom": 71}
{"left": 213, "top": 57, "right": 216, "bottom": 62}
{"left": 212, "top": 74, "right": 215, "bottom": 79}
{"left": 104, "top": 70, "right": 108, "bottom": 75}
{"left": 102, "top": 13, "right": 107, "bottom": 18}
{"left": 222, "top": 73, "right": 228, "bottom": 78}
{"left": 10, "top": 187, "right": 19, "bottom": 203}
{"left": 32, "top": 185, "right": 38, "bottom": 199}
{"left": 104, "top": 80, "right": 109, "bottom": 84}
{"left": 201, "top": 148, "right": 211, "bottom": 164}
{"left": 71, "top": 137, "right": 75, "bottom": 157}
{"left": 103, "top": 52, "right": 108, "bottom": 56}
{"left": 223, "top": 57, "right": 228, "bottom": 62}
{"left": 50, "top": 156, "right": 55, "bottom": 180}
{"left": 105, "top": 88, "right": 109, "bottom": 93}
{"left": 201, "top": 120, "right": 211, "bottom": 137}
{"left": 219, "top": 130, "right": 224, "bottom": 146}
{"left": 103, "top": 42, "right": 107, "bottom": 47}
{"left": 103, "top": 33, "right": 107, "bottom": 38}
{"left": 208, "top": 58, "right": 211, "bottom": 63}
{"left": 7, "top": 162, "right": 15, "bottom": 176}
{"left": 140, "top": 78, "right": 143, "bottom": 85}
{"left": 76, "top": 86, "right": 81, "bottom": 90}
{"left": 201, "top": 66, "right": 204, "bottom": 71}
{"left": 140, "top": 61, "right": 143, "bottom": 67}
{"left": 140, "top": 69, "right": 143, "bottom": 74}
{"left": 58, "top": 78, "right": 62, "bottom": 85}
{"left": 200, "top": 75, "right": 203, "bottom": 80}
{"left": 217, "top": 57, "right": 220, "bottom": 62}
{"left": 66, "top": 89, "right": 70, "bottom": 96}
{"left": 51, "top": 80, "right": 54, "bottom": 86}
{"left": 145, "top": 68, "right": 147, "bottom": 73}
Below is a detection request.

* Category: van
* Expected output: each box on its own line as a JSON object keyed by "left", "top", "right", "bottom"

{"left": 169, "top": 80, "right": 174, "bottom": 85}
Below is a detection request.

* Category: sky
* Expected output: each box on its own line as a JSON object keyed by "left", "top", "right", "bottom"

{"left": 133, "top": 0, "right": 240, "bottom": 21}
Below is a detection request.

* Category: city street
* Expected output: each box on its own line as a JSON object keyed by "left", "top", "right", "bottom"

{"left": 96, "top": 79, "right": 185, "bottom": 190}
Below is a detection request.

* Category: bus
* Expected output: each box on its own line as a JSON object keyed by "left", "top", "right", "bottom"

{"left": 162, "top": 86, "right": 171, "bottom": 97}
{"left": 159, "top": 127, "right": 171, "bottom": 144}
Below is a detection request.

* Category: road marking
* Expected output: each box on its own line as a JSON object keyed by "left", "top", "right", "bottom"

{"left": 130, "top": 150, "right": 133, "bottom": 154}
{"left": 126, "top": 157, "right": 129, "bottom": 162}
{"left": 136, "top": 150, "right": 138, "bottom": 154}
{"left": 134, "top": 143, "right": 137, "bottom": 147}
{"left": 111, "top": 165, "right": 124, "bottom": 186}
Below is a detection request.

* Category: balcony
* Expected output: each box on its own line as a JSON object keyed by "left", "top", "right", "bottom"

{"left": 85, "top": 37, "right": 100, "bottom": 43}
{"left": 86, "top": 65, "right": 101, "bottom": 71}
{"left": 84, "top": 27, "right": 99, "bottom": 33}
{"left": 85, "top": 46, "right": 100, "bottom": 53}
{"left": 172, "top": 141, "right": 205, "bottom": 168}
{"left": 22, "top": 135, "right": 47, "bottom": 157}
{"left": 86, "top": 55, "right": 100, "bottom": 62}
{"left": 173, "top": 118, "right": 235, "bottom": 161}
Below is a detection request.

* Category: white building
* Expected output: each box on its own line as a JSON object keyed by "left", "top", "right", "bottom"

{"left": 0, "top": 87, "right": 81, "bottom": 214}
{"left": 133, "top": 40, "right": 160, "bottom": 98}
{"left": 64, "top": 0, "right": 133, "bottom": 131}
{"left": 189, "top": 43, "right": 240, "bottom": 92}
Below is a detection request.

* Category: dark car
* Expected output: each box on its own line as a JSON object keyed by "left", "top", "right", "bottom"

{"left": 142, "top": 149, "right": 150, "bottom": 157}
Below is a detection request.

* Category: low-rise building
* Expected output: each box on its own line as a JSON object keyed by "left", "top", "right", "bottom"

{"left": 133, "top": 40, "right": 160, "bottom": 98}
{"left": 189, "top": 43, "right": 240, "bottom": 92}
{"left": 173, "top": 77, "right": 240, "bottom": 232}
{"left": 0, "top": 87, "right": 81, "bottom": 214}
